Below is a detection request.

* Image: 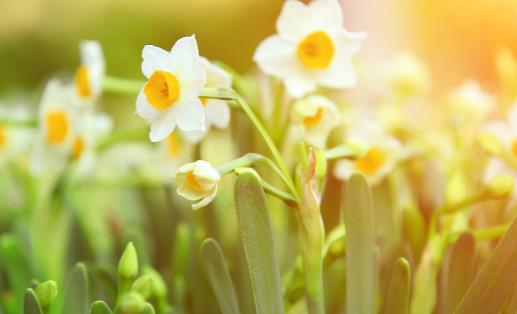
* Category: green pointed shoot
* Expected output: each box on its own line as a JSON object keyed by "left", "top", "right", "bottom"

{"left": 0, "top": 235, "right": 33, "bottom": 299}
{"left": 201, "top": 238, "right": 241, "bottom": 314}
{"left": 455, "top": 216, "right": 517, "bottom": 313}
{"left": 439, "top": 233, "right": 476, "bottom": 314}
{"left": 118, "top": 242, "right": 139, "bottom": 280}
{"left": 90, "top": 300, "right": 113, "bottom": 314}
{"left": 23, "top": 288, "right": 43, "bottom": 314}
{"left": 383, "top": 258, "right": 411, "bottom": 314}
{"left": 343, "top": 174, "right": 376, "bottom": 314}
{"left": 63, "top": 263, "right": 89, "bottom": 314}
{"left": 235, "top": 172, "right": 284, "bottom": 314}
{"left": 35, "top": 280, "right": 58, "bottom": 312}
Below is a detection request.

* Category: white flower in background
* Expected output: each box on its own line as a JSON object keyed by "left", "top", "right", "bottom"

{"left": 447, "top": 80, "right": 494, "bottom": 125}
{"left": 253, "top": 0, "right": 366, "bottom": 98}
{"left": 71, "top": 112, "right": 113, "bottom": 177}
{"left": 174, "top": 160, "right": 220, "bottom": 210}
{"left": 31, "top": 79, "right": 78, "bottom": 174}
{"left": 75, "top": 40, "right": 105, "bottom": 101}
{"left": 384, "top": 53, "right": 430, "bottom": 97}
{"left": 0, "top": 104, "right": 34, "bottom": 165}
{"left": 157, "top": 132, "right": 194, "bottom": 180}
{"left": 292, "top": 95, "right": 340, "bottom": 148}
{"left": 182, "top": 57, "right": 232, "bottom": 143}
{"left": 136, "top": 36, "right": 206, "bottom": 142}
{"left": 334, "top": 121, "right": 404, "bottom": 185}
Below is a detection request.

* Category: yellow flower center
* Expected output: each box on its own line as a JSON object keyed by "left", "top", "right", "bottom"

{"left": 45, "top": 111, "right": 70, "bottom": 144}
{"left": 166, "top": 133, "right": 182, "bottom": 157}
{"left": 144, "top": 70, "right": 180, "bottom": 110}
{"left": 185, "top": 171, "right": 202, "bottom": 192}
{"left": 72, "top": 137, "right": 85, "bottom": 159}
{"left": 297, "top": 31, "right": 335, "bottom": 69}
{"left": 354, "top": 147, "right": 387, "bottom": 176}
{"left": 303, "top": 107, "right": 324, "bottom": 128}
{"left": 0, "top": 125, "right": 7, "bottom": 151}
{"left": 75, "top": 65, "right": 92, "bottom": 98}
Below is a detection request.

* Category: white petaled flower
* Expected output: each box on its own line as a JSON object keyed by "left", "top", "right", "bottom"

{"left": 292, "top": 95, "right": 340, "bottom": 148}
{"left": 174, "top": 160, "right": 220, "bottom": 210}
{"left": 183, "top": 57, "right": 232, "bottom": 143}
{"left": 384, "top": 53, "right": 430, "bottom": 97}
{"left": 136, "top": 35, "right": 206, "bottom": 142}
{"left": 0, "top": 104, "right": 34, "bottom": 165}
{"left": 253, "top": 0, "right": 366, "bottom": 98}
{"left": 71, "top": 112, "right": 113, "bottom": 177}
{"left": 157, "top": 132, "right": 194, "bottom": 180}
{"left": 75, "top": 40, "right": 105, "bottom": 101}
{"left": 31, "top": 79, "right": 78, "bottom": 174}
{"left": 334, "top": 121, "right": 404, "bottom": 185}
{"left": 447, "top": 80, "right": 494, "bottom": 125}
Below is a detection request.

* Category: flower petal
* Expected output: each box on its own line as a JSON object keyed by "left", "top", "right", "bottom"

{"left": 316, "top": 58, "right": 356, "bottom": 88}
{"left": 276, "top": 0, "right": 311, "bottom": 41}
{"left": 284, "top": 75, "right": 317, "bottom": 98}
{"left": 205, "top": 100, "right": 230, "bottom": 129}
{"left": 142, "top": 45, "right": 172, "bottom": 78}
{"left": 173, "top": 99, "right": 206, "bottom": 132}
{"left": 170, "top": 36, "right": 205, "bottom": 85}
{"left": 192, "top": 186, "right": 218, "bottom": 210}
{"left": 136, "top": 89, "right": 159, "bottom": 121}
{"left": 253, "top": 35, "right": 300, "bottom": 79}
{"left": 308, "top": 0, "right": 344, "bottom": 30}
{"left": 149, "top": 111, "right": 176, "bottom": 142}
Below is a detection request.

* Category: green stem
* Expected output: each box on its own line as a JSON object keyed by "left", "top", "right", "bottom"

{"left": 103, "top": 75, "right": 143, "bottom": 94}
{"left": 324, "top": 145, "right": 357, "bottom": 160}
{"left": 0, "top": 118, "right": 37, "bottom": 128}
{"left": 200, "top": 87, "right": 299, "bottom": 201}
{"left": 471, "top": 224, "right": 510, "bottom": 240}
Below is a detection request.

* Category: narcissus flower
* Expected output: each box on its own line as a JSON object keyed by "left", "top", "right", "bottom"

{"left": 0, "top": 105, "right": 33, "bottom": 165}
{"left": 31, "top": 79, "right": 78, "bottom": 174}
{"left": 136, "top": 36, "right": 206, "bottom": 142}
{"left": 334, "top": 121, "right": 403, "bottom": 185}
{"left": 384, "top": 53, "right": 430, "bottom": 97}
{"left": 174, "top": 160, "right": 220, "bottom": 210}
{"left": 183, "top": 57, "right": 232, "bottom": 143}
{"left": 74, "top": 40, "right": 105, "bottom": 101}
{"left": 292, "top": 95, "right": 340, "bottom": 148}
{"left": 447, "top": 80, "right": 494, "bottom": 125}
{"left": 253, "top": 0, "right": 366, "bottom": 97}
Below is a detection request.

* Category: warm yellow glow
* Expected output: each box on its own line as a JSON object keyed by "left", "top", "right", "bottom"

{"left": 75, "top": 65, "right": 91, "bottom": 98}
{"left": 185, "top": 171, "right": 202, "bottom": 192}
{"left": 303, "top": 107, "right": 324, "bottom": 127}
{"left": 0, "top": 125, "right": 7, "bottom": 151}
{"left": 511, "top": 140, "right": 517, "bottom": 160}
{"left": 45, "top": 111, "right": 70, "bottom": 144}
{"left": 354, "top": 147, "right": 387, "bottom": 176}
{"left": 72, "top": 137, "right": 85, "bottom": 159}
{"left": 144, "top": 70, "right": 180, "bottom": 110}
{"left": 297, "top": 31, "right": 334, "bottom": 69}
{"left": 166, "top": 133, "right": 182, "bottom": 157}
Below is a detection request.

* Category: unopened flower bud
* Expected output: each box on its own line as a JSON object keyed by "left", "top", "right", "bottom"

{"left": 485, "top": 175, "right": 514, "bottom": 199}
{"left": 131, "top": 275, "right": 152, "bottom": 299}
{"left": 35, "top": 280, "right": 58, "bottom": 311}
{"left": 118, "top": 242, "right": 138, "bottom": 280}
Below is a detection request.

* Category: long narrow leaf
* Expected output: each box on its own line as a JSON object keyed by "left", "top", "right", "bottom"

{"left": 455, "top": 217, "right": 517, "bottom": 313}
{"left": 24, "top": 288, "right": 43, "bottom": 314}
{"left": 90, "top": 300, "right": 112, "bottom": 314}
{"left": 235, "top": 172, "right": 284, "bottom": 314}
{"left": 383, "top": 258, "right": 411, "bottom": 314}
{"left": 343, "top": 174, "right": 376, "bottom": 314}
{"left": 201, "top": 239, "right": 240, "bottom": 314}
{"left": 63, "top": 263, "right": 89, "bottom": 314}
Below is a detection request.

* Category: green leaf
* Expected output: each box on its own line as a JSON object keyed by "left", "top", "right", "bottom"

{"left": 439, "top": 233, "right": 476, "bottom": 314}
{"left": 24, "top": 288, "right": 43, "bottom": 314}
{"left": 342, "top": 174, "right": 376, "bottom": 314}
{"left": 455, "top": 216, "right": 517, "bottom": 313}
{"left": 90, "top": 300, "right": 112, "bottom": 314}
{"left": 383, "top": 258, "right": 410, "bottom": 314}
{"left": 63, "top": 263, "right": 89, "bottom": 314}
{"left": 0, "top": 235, "right": 33, "bottom": 299}
{"left": 201, "top": 238, "right": 241, "bottom": 314}
{"left": 234, "top": 172, "right": 284, "bottom": 314}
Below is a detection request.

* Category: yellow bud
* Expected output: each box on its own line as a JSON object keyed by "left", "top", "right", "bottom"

{"left": 478, "top": 133, "right": 505, "bottom": 155}
{"left": 485, "top": 175, "right": 514, "bottom": 199}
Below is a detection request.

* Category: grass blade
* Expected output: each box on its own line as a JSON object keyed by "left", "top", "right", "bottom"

{"left": 235, "top": 172, "right": 284, "bottom": 314}
{"left": 383, "top": 258, "right": 411, "bottom": 314}
{"left": 63, "top": 262, "right": 89, "bottom": 314}
{"left": 343, "top": 174, "right": 376, "bottom": 314}
{"left": 201, "top": 238, "right": 240, "bottom": 314}
{"left": 90, "top": 300, "right": 112, "bottom": 314}
{"left": 455, "top": 217, "right": 517, "bottom": 314}
{"left": 24, "top": 288, "right": 43, "bottom": 314}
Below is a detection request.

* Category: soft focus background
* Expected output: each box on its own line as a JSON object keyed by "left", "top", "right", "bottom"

{"left": 2, "top": 0, "right": 517, "bottom": 95}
